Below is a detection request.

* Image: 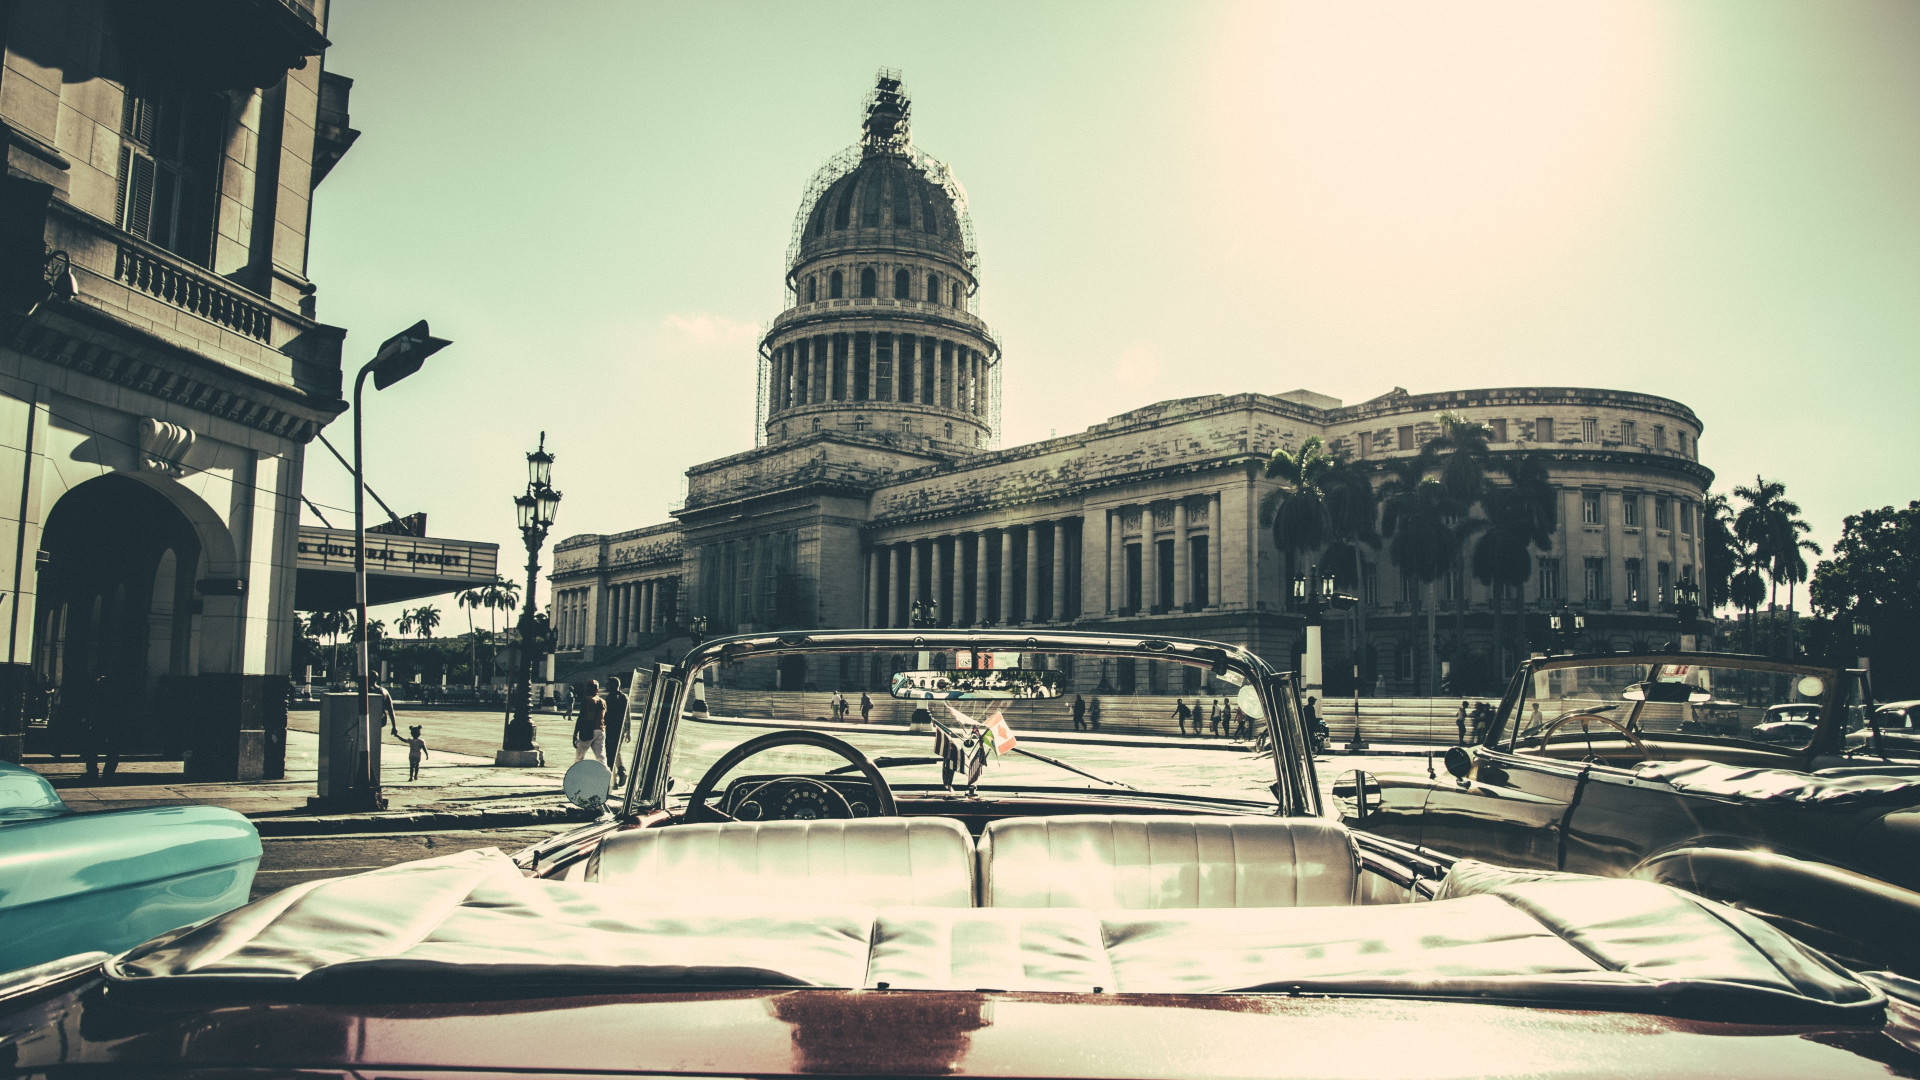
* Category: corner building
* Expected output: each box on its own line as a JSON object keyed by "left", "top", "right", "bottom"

{"left": 553, "top": 74, "right": 1713, "bottom": 695}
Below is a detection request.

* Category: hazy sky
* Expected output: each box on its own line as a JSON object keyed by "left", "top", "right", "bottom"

{"left": 302, "top": 0, "right": 1920, "bottom": 622}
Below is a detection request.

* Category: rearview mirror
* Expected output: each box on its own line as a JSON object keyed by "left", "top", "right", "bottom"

{"left": 890, "top": 668, "right": 1062, "bottom": 700}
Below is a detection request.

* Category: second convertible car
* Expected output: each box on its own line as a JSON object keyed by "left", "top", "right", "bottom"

{"left": 1340, "top": 651, "right": 1920, "bottom": 975}
{"left": 3, "top": 632, "right": 1919, "bottom": 1077}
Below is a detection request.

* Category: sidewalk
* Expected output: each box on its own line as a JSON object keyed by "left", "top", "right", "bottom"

{"left": 24, "top": 726, "right": 587, "bottom": 837}
{"left": 22, "top": 722, "right": 1458, "bottom": 837}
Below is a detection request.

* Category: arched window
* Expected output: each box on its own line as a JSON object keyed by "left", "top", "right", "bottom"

{"left": 805, "top": 276, "right": 817, "bottom": 303}
{"left": 829, "top": 270, "right": 843, "bottom": 299}
{"left": 927, "top": 273, "right": 940, "bottom": 302}
{"left": 833, "top": 183, "right": 854, "bottom": 230}
{"left": 811, "top": 417, "right": 821, "bottom": 432}
{"left": 893, "top": 269, "right": 910, "bottom": 299}
{"left": 945, "top": 422, "right": 954, "bottom": 440}
{"left": 860, "top": 268, "right": 877, "bottom": 298}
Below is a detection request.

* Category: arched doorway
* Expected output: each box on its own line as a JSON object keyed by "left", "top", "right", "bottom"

{"left": 33, "top": 475, "right": 204, "bottom": 756}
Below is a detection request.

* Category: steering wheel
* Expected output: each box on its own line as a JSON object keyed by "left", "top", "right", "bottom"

{"left": 1535, "top": 709, "right": 1651, "bottom": 760}
{"left": 682, "top": 729, "right": 897, "bottom": 823}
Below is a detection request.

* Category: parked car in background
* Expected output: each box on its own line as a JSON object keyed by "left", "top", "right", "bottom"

{"left": 1848, "top": 699, "right": 1920, "bottom": 759}
{"left": 0, "top": 761, "right": 260, "bottom": 974}
{"left": 1339, "top": 652, "right": 1920, "bottom": 975}
{"left": 4, "top": 632, "right": 1920, "bottom": 1077}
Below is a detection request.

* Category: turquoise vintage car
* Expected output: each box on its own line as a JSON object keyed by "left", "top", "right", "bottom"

{"left": 0, "top": 761, "right": 260, "bottom": 972}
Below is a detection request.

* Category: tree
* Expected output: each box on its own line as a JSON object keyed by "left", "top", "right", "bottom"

{"left": 1426, "top": 414, "right": 1492, "bottom": 689}
{"left": 305, "top": 610, "right": 350, "bottom": 683}
{"left": 458, "top": 586, "right": 489, "bottom": 686}
{"left": 1733, "top": 475, "right": 1810, "bottom": 656}
{"left": 412, "top": 604, "right": 442, "bottom": 640}
{"left": 1811, "top": 501, "right": 1920, "bottom": 698}
{"left": 1471, "top": 451, "right": 1557, "bottom": 676}
{"left": 1701, "top": 493, "right": 1740, "bottom": 613}
{"left": 1266, "top": 437, "right": 1379, "bottom": 690}
{"left": 1379, "top": 450, "right": 1461, "bottom": 695}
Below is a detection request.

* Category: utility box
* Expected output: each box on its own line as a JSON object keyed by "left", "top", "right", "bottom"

{"left": 316, "top": 693, "right": 379, "bottom": 802}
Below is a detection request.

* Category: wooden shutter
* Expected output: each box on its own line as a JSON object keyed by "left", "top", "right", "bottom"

{"left": 117, "top": 146, "right": 157, "bottom": 240}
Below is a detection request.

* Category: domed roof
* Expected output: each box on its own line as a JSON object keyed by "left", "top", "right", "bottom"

{"left": 785, "top": 73, "right": 977, "bottom": 274}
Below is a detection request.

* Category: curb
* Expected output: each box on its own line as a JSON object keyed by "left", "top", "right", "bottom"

{"left": 251, "top": 803, "right": 586, "bottom": 837}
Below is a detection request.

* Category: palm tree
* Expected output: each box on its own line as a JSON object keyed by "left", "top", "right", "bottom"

{"left": 458, "top": 586, "right": 489, "bottom": 686}
{"left": 1777, "top": 529, "right": 1822, "bottom": 658}
{"left": 396, "top": 609, "right": 416, "bottom": 638}
{"left": 1379, "top": 450, "right": 1461, "bottom": 695}
{"left": 412, "top": 604, "right": 442, "bottom": 640}
{"left": 1701, "top": 493, "right": 1740, "bottom": 614}
{"left": 306, "top": 610, "right": 348, "bottom": 683}
{"left": 1266, "top": 438, "right": 1379, "bottom": 692}
{"left": 1471, "top": 451, "right": 1558, "bottom": 674}
{"left": 1426, "top": 414, "right": 1492, "bottom": 687}
{"left": 1732, "top": 476, "right": 1791, "bottom": 611}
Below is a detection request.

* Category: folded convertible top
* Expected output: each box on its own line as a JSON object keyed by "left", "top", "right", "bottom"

{"left": 107, "top": 849, "right": 1878, "bottom": 1022}
{"left": 1632, "top": 759, "right": 1920, "bottom": 806}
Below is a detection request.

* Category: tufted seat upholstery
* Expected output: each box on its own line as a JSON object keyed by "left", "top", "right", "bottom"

{"left": 978, "top": 815, "right": 1360, "bottom": 908}
{"left": 587, "top": 818, "right": 977, "bottom": 908}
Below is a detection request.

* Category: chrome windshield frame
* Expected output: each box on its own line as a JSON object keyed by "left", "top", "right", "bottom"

{"left": 624, "top": 628, "right": 1312, "bottom": 818}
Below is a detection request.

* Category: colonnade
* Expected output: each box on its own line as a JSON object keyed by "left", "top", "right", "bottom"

{"left": 554, "top": 576, "right": 678, "bottom": 651}
{"left": 768, "top": 331, "right": 990, "bottom": 418}
{"left": 864, "top": 492, "right": 1228, "bottom": 628}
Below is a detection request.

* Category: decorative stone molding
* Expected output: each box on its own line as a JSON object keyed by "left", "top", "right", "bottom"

{"left": 137, "top": 417, "right": 196, "bottom": 476}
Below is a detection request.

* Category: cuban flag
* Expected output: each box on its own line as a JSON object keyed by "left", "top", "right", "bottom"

{"left": 983, "top": 710, "right": 1017, "bottom": 756}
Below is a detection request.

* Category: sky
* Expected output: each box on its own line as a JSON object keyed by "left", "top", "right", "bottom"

{"left": 300, "top": 0, "right": 1920, "bottom": 624}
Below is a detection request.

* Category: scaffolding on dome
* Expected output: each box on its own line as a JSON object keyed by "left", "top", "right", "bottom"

{"left": 781, "top": 71, "right": 982, "bottom": 285}
{"left": 753, "top": 332, "right": 770, "bottom": 448}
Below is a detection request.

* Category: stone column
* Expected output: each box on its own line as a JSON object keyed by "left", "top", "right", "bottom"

{"left": 868, "top": 548, "right": 884, "bottom": 627}
{"left": 1209, "top": 492, "right": 1223, "bottom": 608}
{"left": 932, "top": 536, "right": 948, "bottom": 626}
{"left": 1173, "top": 500, "right": 1189, "bottom": 611}
{"left": 973, "top": 533, "right": 989, "bottom": 625}
{"left": 1108, "top": 510, "right": 1124, "bottom": 613}
{"left": 1051, "top": 521, "right": 1068, "bottom": 621}
{"left": 857, "top": 333, "right": 871, "bottom": 402}
{"left": 643, "top": 581, "right": 656, "bottom": 637}
{"left": 1023, "top": 523, "right": 1040, "bottom": 625}
{"left": 908, "top": 539, "right": 924, "bottom": 621}
{"left": 1006, "top": 522, "right": 1021, "bottom": 618}
{"left": 1142, "top": 507, "right": 1159, "bottom": 614}
{"left": 932, "top": 342, "right": 945, "bottom": 410}
{"left": 894, "top": 544, "right": 910, "bottom": 627}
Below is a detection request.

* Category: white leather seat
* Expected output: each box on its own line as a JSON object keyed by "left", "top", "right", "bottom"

{"left": 587, "top": 818, "right": 977, "bottom": 908}
{"left": 978, "top": 815, "right": 1360, "bottom": 908}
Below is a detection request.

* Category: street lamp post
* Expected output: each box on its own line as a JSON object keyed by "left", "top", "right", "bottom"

{"left": 349, "top": 321, "right": 449, "bottom": 809}
{"left": 497, "top": 433, "right": 560, "bottom": 766}
{"left": 1293, "top": 569, "right": 1362, "bottom": 748}
{"left": 1546, "top": 603, "right": 1586, "bottom": 656}
{"left": 1674, "top": 579, "right": 1702, "bottom": 652}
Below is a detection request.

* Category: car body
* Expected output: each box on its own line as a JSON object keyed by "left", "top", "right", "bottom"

{"left": 1846, "top": 699, "right": 1920, "bottom": 757}
{"left": 4, "top": 632, "right": 1919, "bottom": 1078}
{"left": 0, "top": 760, "right": 261, "bottom": 974}
{"left": 1339, "top": 652, "right": 1920, "bottom": 975}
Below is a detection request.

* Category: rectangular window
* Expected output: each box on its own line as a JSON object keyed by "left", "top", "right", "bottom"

{"left": 1395, "top": 643, "right": 1414, "bottom": 681}
{"left": 1538, "top": 558, "right": 1562, "bottom": 601}
{"left": 1658, "top": 562, "right": 1672, "bottom": 607}
{"left": 1654, "top": 425, "right": 1666, "bottom": 451}
{"left": 1582, "top": 417, "right": 1599, "bottom": 442}
{"left": 1677, "top": 431, "right": 1689, "bottom": 456}
{"left": 1681, "top": 502, "right": 1694, "bottom": 535}
{"left": 115, "top": 86, "right": 221, "bottom": 265}
{"left": 852, "top": 333, "right": 870, "bottom": 400}
{"left": 1625, "top": 558, "right": 1643, "bottom": 607}
{"left": 1584, "top": 557, "right": 1607, "bottom": 605}
{"left": 875, "top": 334, "right": 893, "bottom": 400}
{"left": 1536, "top": 417, "right": 1554, "bottom": 443}
{"left": 1489, "top": 418, "right": 1507, "bottom": 442}
{"left": 1124, "top": 543, "right": 1142, "bottom": 613}
{"left": 1156, "top": 539, "right": 1176, "bottom": 612}
{"left": 1621, "top": 420, "right": 1636, "bottom": 445}
{"left": 1400, "top": 571, "right": 1422, "bottom": 608}
{"left": 1356, "top": 434, "right": 1369, "bottom": 459}
{"left": 1397, "top": 425, "right": 1416, "bottom": 451}
{"left": 1362, "top": 562, "right": 1379, "bottom": 607}
{"left": 898, "top": 340, "right": 915, "bottom": 401}
{"left": 1188, "top": 536, "right": 1209, "bottom": 611}
{"left": 1582, "top": 491, "right": 1602, "bottom": 526}
{"left": 1654, "top": 497, "right": 1671, "bottom": 530}
{"left": 1622, "top": 494, "right": 1640, "bottom": 528}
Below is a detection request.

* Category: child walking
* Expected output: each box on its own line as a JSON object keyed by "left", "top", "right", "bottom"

{"left": 395, "top": 724, "right": 430, "bottom": 781}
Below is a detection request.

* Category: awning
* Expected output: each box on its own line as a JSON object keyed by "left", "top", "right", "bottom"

{"left": 294, "top": 527, "right": 499, "bottom": 610}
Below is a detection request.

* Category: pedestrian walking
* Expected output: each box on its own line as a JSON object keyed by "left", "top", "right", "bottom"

{"left": 604, "top": 675, "right": 629, "bottom": 787}
{"left": 80, "top": 673, "right": 119, "bottom": 779}
{"left": 370, "top": 671, "right": 399, "bottom": 737}
{"left": 831, "top": 689, "right": 847, "bottom": 720}
{"left": 1087, "top": 697, "right": 1101, "bottom": 731}
{"left": 1071, "top": 693, "right": 1086, "bottom": 731}
{"left": 573, "top": 680, "right": 606, "bottom": 764}
{"left": 860, "top": 692, "right": 873, "bottom": 723}
{"left": 394, "top": 724, "right": 430, "bottom": 781}
{"left": 1455, "top": 699, "right": 1469, "bottom": 745}
{"left": 1304, "top": 695, "right": 1328, "bottom": 751}
{"left": 1173, "top": 698, "right": 1191, "bottom": 735}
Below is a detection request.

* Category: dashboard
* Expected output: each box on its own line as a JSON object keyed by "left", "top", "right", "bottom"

{"left": 718, "top": 774, "right": 882, "bottom": 821}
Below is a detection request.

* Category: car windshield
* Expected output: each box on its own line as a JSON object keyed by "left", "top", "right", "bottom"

{"left": 1504, "top": 658, "right": 1864, "bottom": 753}
{"left": 631, "top": 643, "right": 1296, "bottom": 809}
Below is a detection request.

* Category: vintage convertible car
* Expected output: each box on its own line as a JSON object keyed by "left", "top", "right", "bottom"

{"left": 0, "top": 760, "right": 260, "bottom": 974}
{"left": 1340, "top": 651, "right": 1920, "bottom": 976}
{"left": 4, "top": 632, "right": 1919, "bottom": 1078}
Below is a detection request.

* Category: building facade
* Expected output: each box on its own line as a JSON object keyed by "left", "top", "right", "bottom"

{"left": 1, "top": 0, "right": 353, "bottom": 771}
{"left": 553, "top": 74, "right": 1713, "bottom": 695}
